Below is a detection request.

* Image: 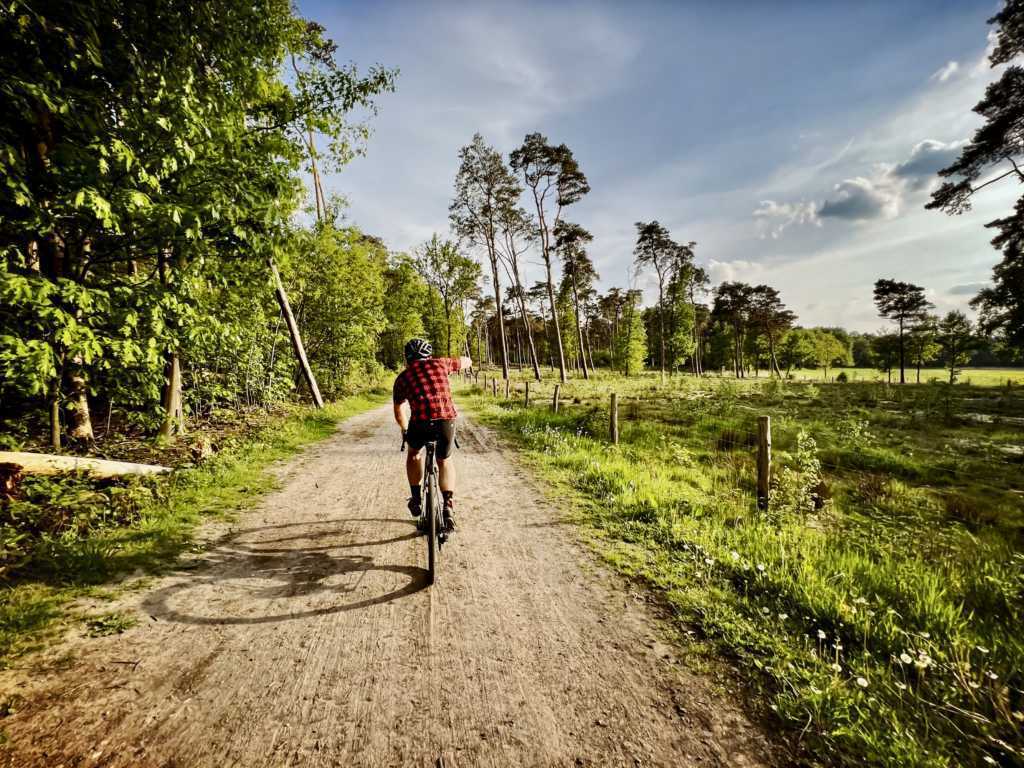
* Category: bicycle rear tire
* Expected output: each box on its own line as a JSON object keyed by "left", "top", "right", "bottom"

{"left": 427, "top": 482, "right": 436, "bottom": 585}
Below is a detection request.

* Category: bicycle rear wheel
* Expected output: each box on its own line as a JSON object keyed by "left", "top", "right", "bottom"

{"left": 426, "top": 452, "right": 439, "bottom": 585}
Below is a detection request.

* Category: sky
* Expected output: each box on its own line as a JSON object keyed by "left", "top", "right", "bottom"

{"left": 297, "top": 0, "right": 1013, "bottom": 332}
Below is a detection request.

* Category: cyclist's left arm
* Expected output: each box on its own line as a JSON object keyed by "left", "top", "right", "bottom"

{"left": 443, "top": 356, "right": 472, "bottom": 373}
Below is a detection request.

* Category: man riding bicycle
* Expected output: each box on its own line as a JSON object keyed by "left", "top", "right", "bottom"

{"left": 393, "top": 338, "right": 472, "bottom": 531}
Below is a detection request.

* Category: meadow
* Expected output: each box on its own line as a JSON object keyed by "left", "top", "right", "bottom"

{"left": 460, "top": 368, "right": 1024, "bottom": 768}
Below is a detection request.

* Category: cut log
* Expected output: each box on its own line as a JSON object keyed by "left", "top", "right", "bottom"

{"left": 0, "top": 452, "right": 171, "bottom": 478}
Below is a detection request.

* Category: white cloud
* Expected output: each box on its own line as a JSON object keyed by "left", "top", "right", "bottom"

{"left": 890, "top": 138, "right": 966, "bottom": 188}
{"left": 763, "top": 138, "right": 966, "bottom": 228}
{"left": 752, "top": 199, "right": 819, "bottom": 238}
{"left": 931, "top": 60, "right": 959, "bottom": 82}
{"left": 819, "top": 175, "right": 902, "bottom": 221}
{"left": 707, "top": 258, "right": 763, "bottom": 284}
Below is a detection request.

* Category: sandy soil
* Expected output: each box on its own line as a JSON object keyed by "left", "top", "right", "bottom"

{"left": 0, "top": 406, "right": 779, "bottom": 767}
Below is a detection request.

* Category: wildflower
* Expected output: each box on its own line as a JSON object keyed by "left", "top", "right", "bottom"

{"left": 778, "top": 613, "right": 789, "bottom": 621}
{"left": 730, "top": 550, "right": 740, "bottom": 561}
{"left": 899, "top": 653, "right": 913, "bottom": 665}
{"left": 762, "top": 607, "right": 770, "bottom": 614}
{"left": 817, "top": 629, "right": 826, "bottom": 640}
{"left": 704, "top": 557, "right": 714, "bottom": 565}
{"left": 856, "top": 677, "right": 869, "bottom": 688}
{"left": 831, "top": 663, "right": 842, "bottom": 673}
{"left": 757, "top": 563, "right": 766, "bottom": 572}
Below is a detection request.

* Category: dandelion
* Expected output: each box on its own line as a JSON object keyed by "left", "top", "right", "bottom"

{"left": 899, "top": 653, "right": 913, "bottom": 665}
{"left": 817, "top": 629, "right": 827, "bottom": 640}
{"left": 856, "top": 677, "right": 869, "bottom": 688}
{"left": 831, "top": 663, "right": 842, "bottom": 673}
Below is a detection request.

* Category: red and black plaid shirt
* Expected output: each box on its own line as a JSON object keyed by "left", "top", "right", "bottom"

{"left": 393, "top": 357, "right": 462, "bottom": 422}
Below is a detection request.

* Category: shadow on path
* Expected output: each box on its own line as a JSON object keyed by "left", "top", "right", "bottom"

{"left": 143, "top": 519, "right": 426, "bottom": 626}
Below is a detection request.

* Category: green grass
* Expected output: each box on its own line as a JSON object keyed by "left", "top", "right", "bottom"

{"left": 458, "top": 372, "right": 1023, "bottom": 768}
{"left": 781, "top": 366, "right": 1024, "bottom": 386}
{"left": 0, "top": 393, "right": 386, "bottom": 666}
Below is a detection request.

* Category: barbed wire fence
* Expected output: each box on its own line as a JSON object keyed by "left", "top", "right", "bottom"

{"left": 459, "top": 367, "right": 1024, "bottom": 516}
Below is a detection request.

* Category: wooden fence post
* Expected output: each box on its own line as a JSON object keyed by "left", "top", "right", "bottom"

{"left": 492, "top": 378, "right": 498, "bottom": 397}
{"left": 757, "top": 415, "right": 771, "bottom": 511}
{"left": 552, "top": 384, "right": 561, "bottom": 413}
{"left": 610, "top": 393, "right": 619, "bottom": 445}
{"left": 524, "top": 381, "right": 530, "bottom": 407}
{"left": 504, "top": 379, "right": 510, "bottom": 399}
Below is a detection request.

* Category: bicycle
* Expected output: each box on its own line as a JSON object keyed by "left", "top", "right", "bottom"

{"left": 401, "top": 433, "right": 446, "bottom": 585}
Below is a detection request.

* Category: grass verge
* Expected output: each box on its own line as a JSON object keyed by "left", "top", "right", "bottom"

{"left": 0, "top": 393, "right": 386, "bottom": 667}
{"left": 460, "top": 380, "right": 1022, "bottom": 768}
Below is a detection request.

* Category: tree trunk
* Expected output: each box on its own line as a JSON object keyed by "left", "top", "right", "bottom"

{"left": 570, "top": 273, "right": 589, "bottom": 380}
{"left": 510, "top": 262, "right": 541, "bottom": 381}
{"left": 544, "top": 258, "right": 567, "bottom": 383}
{"left": 158, "top": 351, "right": 185, "bottom": 441}
{"left": 898, "top": 319, "right": 906, "bottom": 384}
{"left": 49, "top": 379, "right": 61, "bottom": 452}
{"left": 269, "top": 257, "right": 324, "bottom": 408}
{"left": 488, "top": 248, "right": 510, "bottom": 379}
{"left": 657, "top": 281, "right": 666, "bottom": 382}
{"left": 66, "top": 360, "right": 94, "bottom": 443}
{"left": 445, "top": 298, "right": 453, "bottom": 357}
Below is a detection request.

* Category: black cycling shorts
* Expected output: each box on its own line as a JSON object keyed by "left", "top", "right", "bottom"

{"left": 406, "top": 419, "right": 457, "bottom": 459}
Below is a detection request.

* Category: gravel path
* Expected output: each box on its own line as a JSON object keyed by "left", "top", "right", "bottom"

{"left": 0, "top": 406, "right": 777, "bottom": 767}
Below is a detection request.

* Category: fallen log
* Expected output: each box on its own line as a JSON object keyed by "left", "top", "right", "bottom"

{"left": 0, "top": 452, "right": 171, "bottom": 478}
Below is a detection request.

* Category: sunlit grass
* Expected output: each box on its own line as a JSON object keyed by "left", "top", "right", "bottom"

{"left": 459, "top": 373, "right": 1023, "bottom": 768}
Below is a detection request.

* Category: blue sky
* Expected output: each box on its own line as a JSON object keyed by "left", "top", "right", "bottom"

{"left": 298, "top": 0, "right": 1011, "bottom": 331}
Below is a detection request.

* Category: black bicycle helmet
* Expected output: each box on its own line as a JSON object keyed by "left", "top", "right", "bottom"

{"left": 404, "top": 338, "right": 433, "bottom": 362}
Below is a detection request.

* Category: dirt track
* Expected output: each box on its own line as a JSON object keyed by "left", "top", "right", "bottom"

{"left": 0, "top": 406, "right": 777, "bottom": 767}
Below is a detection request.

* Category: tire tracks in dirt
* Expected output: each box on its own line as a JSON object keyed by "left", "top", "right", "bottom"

{"left": 0, "top": 406, "right": 778, "bottom": 767}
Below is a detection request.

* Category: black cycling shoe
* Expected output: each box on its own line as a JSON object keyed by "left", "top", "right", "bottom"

{"left": 443, "top": 502, "right": 456, "bottom": 532}
{"left": 408, "top": 497, "right": 422, "bottom": 518}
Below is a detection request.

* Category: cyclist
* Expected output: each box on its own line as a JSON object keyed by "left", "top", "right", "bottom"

{"left": 393, "top": 338, "right": 472, "bottom": 530}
